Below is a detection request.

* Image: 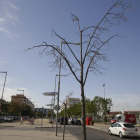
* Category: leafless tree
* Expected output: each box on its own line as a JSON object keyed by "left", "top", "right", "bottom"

{"left": 25, "top": 1, "right": 133, "bottom": 139}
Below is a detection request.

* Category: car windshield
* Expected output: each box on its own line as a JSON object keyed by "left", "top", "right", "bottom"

{"left": 113, "top": 116, "right": 117, "bottom": 120}
{"left": 123, "top": 124, "right": 135, "bottom": 128}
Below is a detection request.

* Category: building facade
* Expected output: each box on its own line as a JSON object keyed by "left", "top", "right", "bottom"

{"left": 35, "top": 108, "right": 52, "bottom": 116}
{"left": 60, "top": 98, "right": 80, "bottom": 111}
{"left": 11, "top": 94, "right": 34, "bottom": 110}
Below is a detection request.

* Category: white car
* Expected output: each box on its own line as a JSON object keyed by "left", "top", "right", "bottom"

{"left": 4, "top": 116, "right": 13, "bottom": 122}
{"left": 108, "top": 122, "right": 138, "bottom": 138}
{"left": 68, "top": 118, "right": 73, "bottom": 123}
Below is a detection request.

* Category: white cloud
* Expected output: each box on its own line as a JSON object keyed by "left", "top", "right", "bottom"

{"left": 0, "top": 87, "right": 33, "bottom": 102}
{"left": 107, "top": 93, "right": 140, "bottom": 112}
{"left": 0, "top": 1, "right": 19, "bottom": 36}
{"left": 6, "top": 1, "right": 18, "bottom": 10}
{"left": 0, "top": 18, "right": 5, "bottom": 24}
{"left": 108, "top": 93, "right": 140, "bottom": 106}
{"left": 0, "top": 27, "right": 10, "bottom": 34}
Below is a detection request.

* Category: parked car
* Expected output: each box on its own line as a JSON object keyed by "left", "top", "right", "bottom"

{"left": 108, "top": 122, "right": 138, "bottom": 138}
{"left": 60, "top": 117, "right": 68, "bottom": 125}
{"left": 110, "top": 114, "right": 136, "bottom": 125}
{"left": 68, "top": 118, "right": 73, "bottom": 123}
{"left": 13, "top": 116, "right": 19, "bottom": 120}
{"left": 57, "top": 117, "right": 60, "bottom": 122}
{"left": 71, "top": 118, "right": 81, "bottom": 125}
{"left": 4, "top": 116, "right": 13, "bottom": 122}
{"left": 0, "top": 116, "right": 3, "bottom": 122}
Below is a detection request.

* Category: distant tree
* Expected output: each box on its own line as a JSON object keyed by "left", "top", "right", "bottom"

{"left": 8, "top": 102, "right": 21, "bottom": 116}
{"left": 85, "top": 97, "right": 96, "bottom": 117}
{"left": 47, "top": 110, "right": 53, "bottom": 117}
{"left": 26, "top": 1, "right": 133, "bottom": 139}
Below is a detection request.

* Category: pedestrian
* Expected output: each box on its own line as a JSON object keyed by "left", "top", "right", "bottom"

{"left": 31, "top": 117, "right": 34, "bottom": 125}
{"left": 20, "top": 116, "right": 23, "bottom": 125}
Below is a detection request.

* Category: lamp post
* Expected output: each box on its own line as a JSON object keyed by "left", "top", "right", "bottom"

{"left": 123, "top": 108, "right": 125, "bottom": 114}
{"left": 55, "top": 74, "right": 67, "bottom": 135}
{"left": 55, "top": 41, "right": 80, "bottom": 136}
{"left": 0, "top": 71, "right": 7, "bottom": 108}
{"left": 125, "top": 102, "right": 129, "bottom": 114}
{"left": 103, "top": 83, "right": 105, "bottom": 99}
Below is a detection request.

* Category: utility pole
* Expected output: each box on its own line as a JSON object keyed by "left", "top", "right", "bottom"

{"left": 103, "top": 83, "right": 105, "bottom": 99}
{"left": 55, "top": 41, "right": 62, "bottom": 136}
{"left": 0, "top": 71, "right": 7, "bottom": 108}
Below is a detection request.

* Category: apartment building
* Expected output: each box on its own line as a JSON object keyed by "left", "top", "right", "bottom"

{"left": 35, "top": 108, "right": 52, "bottom": 116}
{"left": 60, "top": 98, "right": 80, "bottom": 111}
{"left": 11, "top": 94, "right": 34, "bottom": 110}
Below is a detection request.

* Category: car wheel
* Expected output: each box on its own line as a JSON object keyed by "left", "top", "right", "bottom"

{"left": 108, "top": 130, "right": 112, "bottom": 135}
{"left": 119, "top": 132, "right": 123, "bottom": 138}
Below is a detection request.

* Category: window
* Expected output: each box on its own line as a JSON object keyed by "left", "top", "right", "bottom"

{"left": 123, "top": 124, "right": 135, "bottom": 128}
{"left": 113, "top": 116, "right": 117, "bottom": 120}
{"left": 118, "top": 124, "right": 122, "bottom": 127}
{"left": 112, "top": 123, "right": 118, "bottom": 127}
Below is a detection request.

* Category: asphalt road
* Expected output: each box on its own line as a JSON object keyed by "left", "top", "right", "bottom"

{"left": 35, "top": 124, "right": 140, "bottom": 140}
{"left": 61, "top": 124, "right": 140, "bottom": 140}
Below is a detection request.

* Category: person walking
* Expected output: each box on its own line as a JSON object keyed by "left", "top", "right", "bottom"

{"left": 31, "top": 117, "right": 34, "bottom": 125}
{"left": 20, "top": 116, "right": 23, "bottom": 125}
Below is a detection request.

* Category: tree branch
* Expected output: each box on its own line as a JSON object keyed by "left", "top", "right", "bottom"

{"left": 25, "top": 43, "right": 80, "bottom": 83}
{"left": 83, "top": 0, "right": 119, "bottom": 64}
{"left": 52, "top": 29, "right": 80, "bottom": 65}
{"left": 83, "top": 34, "right": 117, "bottom": 85}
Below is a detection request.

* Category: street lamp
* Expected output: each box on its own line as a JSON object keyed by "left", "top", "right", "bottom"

{"left": 125, "top": 102, "right": 129, "bottom": 114}
{"left": 55, "top": 74, "right": 67, "bottom": 136}
{"left": 17, "top": 89, "right": 24, "bottom": 95}
{"left": 0, "top": 71, "right": 7, "bottom": 108}
{"left": 123, "top": 108, "right": 125, "bottom": 114}
{"left": 55, "top": 41, "right": 80, "bottom": 136}
{"left": 103, "top": 83, "right": 105, "bottom": 99}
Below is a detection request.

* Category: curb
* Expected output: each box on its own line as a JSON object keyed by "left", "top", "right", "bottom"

{"left": 35, "top": 127, "right": 60, "bottom": 128}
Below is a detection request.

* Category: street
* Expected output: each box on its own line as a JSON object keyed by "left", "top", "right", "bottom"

{"left": 0, "top": 119, "right": 140, "bottom": 140}
{"left": 60, "top": 124, "right": 140, "bottom": 140}
{"left": 35, "top": 122, "right": 140, "bottom": 140}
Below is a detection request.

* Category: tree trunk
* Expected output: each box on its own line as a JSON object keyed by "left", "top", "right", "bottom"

{"left": 81, "top": 83, "right": 86, "bottom": 140}
{"left": 80, "top": 31, "right": 86, "bottom": 140}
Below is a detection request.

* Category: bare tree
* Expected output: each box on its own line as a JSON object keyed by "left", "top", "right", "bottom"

{"left": 25, "top": 1, "right": 133, "bottom": 139}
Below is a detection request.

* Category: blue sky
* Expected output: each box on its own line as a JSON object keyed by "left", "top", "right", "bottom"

{"left": 0, "top": 0, "right": 140, "bottom": 112}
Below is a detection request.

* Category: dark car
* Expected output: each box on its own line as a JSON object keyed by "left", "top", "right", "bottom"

{"left": 58, "top": 117, "right": 60, "bottom": 122}
{"left": 60, "top": 117, "right": 68, "bottom": 125}
{"left": 71, "top": 119, "right": 81, "bottom": 125}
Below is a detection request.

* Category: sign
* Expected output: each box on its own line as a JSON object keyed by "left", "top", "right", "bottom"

{"left": 129, "top": 116, "right": 135, "bottom": 121}
{"left": 54, "top": 105, "right": 60, "bottom": 111}
{"left": 42, "top": 92, "right": 58, "bottom": 96}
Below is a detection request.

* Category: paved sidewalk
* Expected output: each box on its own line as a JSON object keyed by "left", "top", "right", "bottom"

{"left": 0, "top": 119, "right": 78, "bottom": 140}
